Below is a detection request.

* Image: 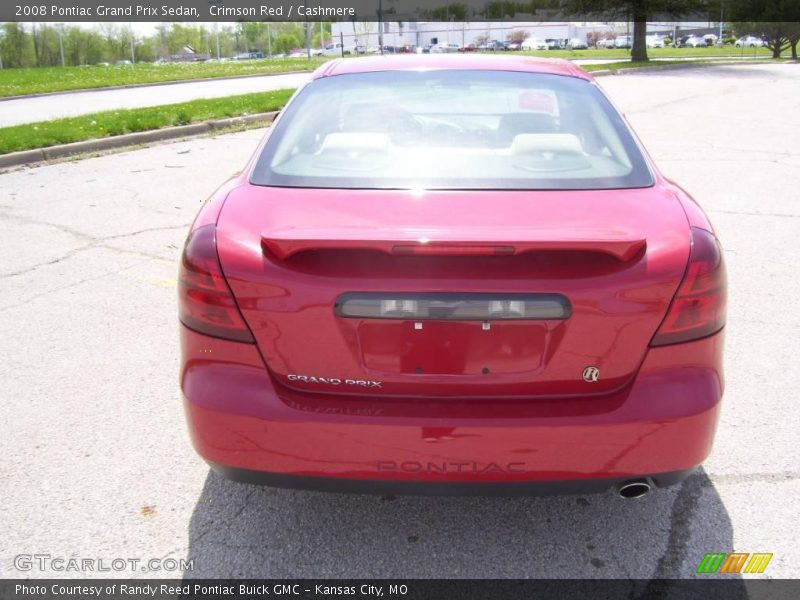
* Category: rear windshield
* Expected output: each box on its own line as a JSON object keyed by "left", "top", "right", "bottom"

{"left": 251, "top": 70, "right": 653, "bottom": 190}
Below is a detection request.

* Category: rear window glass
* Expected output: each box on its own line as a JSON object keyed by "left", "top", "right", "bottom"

{"left": 251, "top": 70, "right": 653, "bottom": 190}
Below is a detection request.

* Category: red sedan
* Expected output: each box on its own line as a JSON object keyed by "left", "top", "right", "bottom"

{"left": 179, "top": 55, "right": 726, "bottom": 498}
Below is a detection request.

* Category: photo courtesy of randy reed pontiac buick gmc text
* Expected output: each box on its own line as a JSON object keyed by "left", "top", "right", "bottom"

{"left": 14, "top": 584, "right": 398, "bottom": 596}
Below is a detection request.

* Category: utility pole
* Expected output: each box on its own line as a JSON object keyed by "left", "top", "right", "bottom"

{"left": 129, "top": 23, "right": 135, "bottom": 63}
{"left": 32, "top": 23, "right": 39, "bottom": 67}
{"left": 378, "top": 0, "right": 384, "bottom": 54}
{"left": 266, "top": 23, "right": 272, "bottom": 58}
{"left": 214, "top": 23, "right": 221, "bottom": 60}
{"left": 305, "top": 21, "right": 311, "bottom": 59}
{"left": 58, "top": 24, "right": 65, "bottom": 67}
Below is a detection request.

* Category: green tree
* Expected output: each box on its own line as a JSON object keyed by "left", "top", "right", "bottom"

{"left": 566, "top": 0, "right": 719, "bottom": 61}
{"left": 0, "top": 22, "right": 35, "bottom": 68}
{"left": 729, "top": 0, "right": 800, "bottom": 58}
{"left": 273, "top": 32, "right": 302, "bottom": 55}
{"left": 64, "top": 26, "right": 105, "bottom": 65}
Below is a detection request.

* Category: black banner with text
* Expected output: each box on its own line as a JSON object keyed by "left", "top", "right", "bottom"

{"left": 2, "top": 0, "right": 794, "bottom": 23}
{"left": 3, "top": 579, "right": 800, "bottom": 600}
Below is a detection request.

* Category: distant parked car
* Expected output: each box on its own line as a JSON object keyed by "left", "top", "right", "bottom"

{"left": 321, "top": 43, "right": 351, "bottom": 56}
{"left": 595, "top": 38, "right": 615, "bottom": 49}
{"left": 431, "top": 43, "right": 461, "bottom": 54}
{"left": 505, "top": 41, "right": 522, "bottom": 51}
{"left": 684, "top": 36, "right": 707, "bottom": 48}
{"left": 646, "top": 35, "right": 665, "bottom": 48}
{"left": 477, "top": 40, "right": 505, "bottom": 51}
{"left": 566, "top": 38, "right": 588, "bottom": 50}
{"left": 521, "top": 38, "right": 548, "bottom": 51}
{"left": 735, "top": 35, "right": 764, "bottom": 48}
{"left": 115, "top": 60, "right": 132, "bottom": 66}
{"left": 545, "top": 38, "right": 563, "bottom": 50}
{"left": 614, "top": 36, "right": 632, "bottom": 49}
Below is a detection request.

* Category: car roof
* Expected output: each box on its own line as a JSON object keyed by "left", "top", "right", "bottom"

{"left": 311, "top": 55, "right": 592, "bottom": 81}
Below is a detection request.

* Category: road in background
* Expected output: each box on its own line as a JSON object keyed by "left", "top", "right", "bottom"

{"left": 0, "top": 71, "right": 311, "bottom": 127}
{"left": 1, "top": 63, "right": 798, "bottom": 578}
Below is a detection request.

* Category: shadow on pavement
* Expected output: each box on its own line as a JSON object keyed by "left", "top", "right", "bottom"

{"left": 184, "top": 467, "right": 744, "bottom": 585}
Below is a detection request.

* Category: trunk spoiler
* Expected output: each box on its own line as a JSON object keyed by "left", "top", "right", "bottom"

{"left": 262, "top": 229, "right": 647, "bottom": 262}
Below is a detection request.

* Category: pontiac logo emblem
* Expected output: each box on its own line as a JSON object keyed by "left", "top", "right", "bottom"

{"left": 582, "top": 366, "right": 600, "bottom": 382}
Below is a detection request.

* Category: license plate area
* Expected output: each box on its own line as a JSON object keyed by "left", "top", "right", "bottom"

{"left": 356, "top": 320, "right": 549, "bottom": 375}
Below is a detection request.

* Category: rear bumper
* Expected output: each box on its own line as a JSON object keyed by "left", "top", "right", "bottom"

{"left": 208, "top": 464, "right": 694, "bottom": 496}
{"left": 181, "top": 326, "right": 723, "bottom": 494}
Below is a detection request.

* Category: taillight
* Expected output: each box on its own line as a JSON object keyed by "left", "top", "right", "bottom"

{"left": 650, "top": 227, "right": 726, "bottom": 346}
{"left": 178, "top": 224, "right": 255, "bottom": 343}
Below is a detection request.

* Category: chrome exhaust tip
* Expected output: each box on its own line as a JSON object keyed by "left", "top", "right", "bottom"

{"left": 617, "top": 479, "right": 652, "bottom": 499}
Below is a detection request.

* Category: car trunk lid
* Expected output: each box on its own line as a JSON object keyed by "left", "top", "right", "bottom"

{"left": 216, "top": 185, "right": 689, "bottom": 398}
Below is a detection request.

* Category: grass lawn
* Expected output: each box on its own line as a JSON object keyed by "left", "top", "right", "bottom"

{"left": 0, "top": 58, "right": 325, "bottom": 98}
{"left": 0, "top": 89, "right": 294, "bottom": 154}
{"left": 0, "top": 46, "right": 784, "bottom": 98}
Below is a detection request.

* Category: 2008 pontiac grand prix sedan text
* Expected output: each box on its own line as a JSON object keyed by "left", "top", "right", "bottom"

{"left": 178, "top": 55, "right": 726, "bottom": 498}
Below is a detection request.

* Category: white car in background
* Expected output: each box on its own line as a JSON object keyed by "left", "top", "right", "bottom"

{"left": 595, "top": 38, "right": 615, "bottom": 49}
{"left": 321, "top": 43, "right": 352, "bottom": 56}
{"left": 430, "top": 43, "right": 461, "bottom": 53}
{"left": 566, "top": 38, "right": 588, "bottom": 50}
{"left": 614, "top": 36, "right": 632, "bottom": 49}
{"left": 735, "top": 35, "right": 764, "bottom": 48}
{"left": 521, "top": 38, "right": 548, "bottom": 51}
{"left": 646, "top": 35, "right": 665, "bottom": 48}
{"left": 684, "top": 35, "right": 707, "bottom": 48}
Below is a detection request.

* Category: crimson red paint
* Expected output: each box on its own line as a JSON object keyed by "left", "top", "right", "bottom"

{"left": 179, "top": 56, "right": 725, "bottom": 495}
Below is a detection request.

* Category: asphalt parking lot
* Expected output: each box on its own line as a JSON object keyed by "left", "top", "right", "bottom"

{"left": 1, "top": 62, "right": 798, "bottom": 579}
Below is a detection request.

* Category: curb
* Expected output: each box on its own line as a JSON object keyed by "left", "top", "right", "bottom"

{"left": 0, "top": 111, "right": 278, "bottom": 170}
{"left": 590, "top": 58, "right": 778, "bottom": 77}
{"left": 0, "top": 70, "right": 312, "bottom": 102}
